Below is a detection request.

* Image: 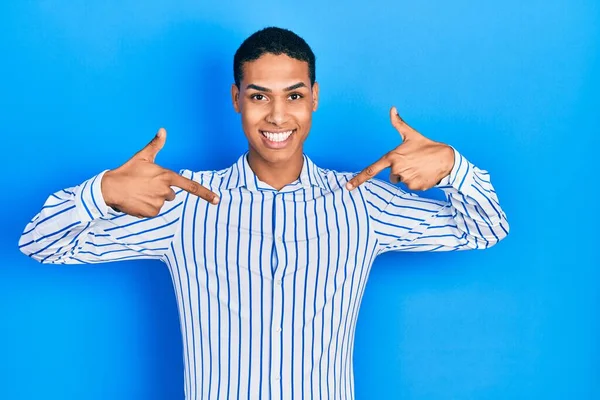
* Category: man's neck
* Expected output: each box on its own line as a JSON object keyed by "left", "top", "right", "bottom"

{"left": 247, "top": 149, "right": 304, "bottom": 191}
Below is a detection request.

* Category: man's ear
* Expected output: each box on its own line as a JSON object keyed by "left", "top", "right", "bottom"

{"left": 231, "top": 84, "right": 240, "bottom": 113}
{"left": 312, "top": 82, "right": 319, "bottom": 112}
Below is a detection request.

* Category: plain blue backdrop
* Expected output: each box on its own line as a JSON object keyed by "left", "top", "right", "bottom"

{"left": 1, "top": 1, "right": 598, "bottom": 399}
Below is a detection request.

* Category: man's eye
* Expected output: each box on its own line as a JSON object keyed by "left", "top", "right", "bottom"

{"left": 251, "top": 94, "right": 265, "bottom": 101}
{"left": 289, "top": 93, "right": 303, "bottom": 100}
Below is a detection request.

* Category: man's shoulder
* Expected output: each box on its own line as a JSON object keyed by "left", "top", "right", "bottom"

{"left": 316, "top": 166, "right": 355, "bottom": 180}
{"left": 314, "top": 162, "right": 404, "bottom": 196}
{"left": 177, "top": 166, "right": 231, "bottom": 190}
{"left": 312, "top": 164, "right": 387, "bottom": 194}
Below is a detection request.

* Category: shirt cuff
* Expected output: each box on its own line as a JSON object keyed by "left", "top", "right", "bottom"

{"left": 74, "top": 170, "right": 112, "bottom": 222}
{"left": 435, "top": 146, "right": 474, "bottom": 192}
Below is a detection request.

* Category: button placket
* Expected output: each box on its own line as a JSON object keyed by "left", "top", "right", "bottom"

{"left": 270, "top": 192, "right": 285, "bottom": 392}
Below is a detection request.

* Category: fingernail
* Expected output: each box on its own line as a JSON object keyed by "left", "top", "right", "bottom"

{"left": 212, "top": 196, "right": 220, "bottom": 204}
{"left": 346, "top": 182, "right": 354, "bottom": 190}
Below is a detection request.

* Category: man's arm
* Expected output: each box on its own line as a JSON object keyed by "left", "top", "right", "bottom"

{"left": 18, "top": 128, "right": 219, "bottom": 264}
{"left": 362, "top": 147, "right": 508, "bottom": 254}
{"left": 346, "top": 106, "right": 509, "bottom": 254}
{"left": 18, "top": 171, "right": 186, "bottom": 264}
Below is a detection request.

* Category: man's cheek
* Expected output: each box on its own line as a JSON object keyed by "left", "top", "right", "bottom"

{"left": 243, "top": 109, "right": 260, "bottom": 124}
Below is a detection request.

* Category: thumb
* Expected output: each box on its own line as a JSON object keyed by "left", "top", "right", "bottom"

{"left": 390, "top": 106, "right": 413, "bottom": 142}
{"left": 134, "top": 128, "right": 167, "bottom": 163}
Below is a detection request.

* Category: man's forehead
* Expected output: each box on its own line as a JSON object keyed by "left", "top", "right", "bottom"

{"left": 241, "top": 54, "right": 310, "bottom": 88}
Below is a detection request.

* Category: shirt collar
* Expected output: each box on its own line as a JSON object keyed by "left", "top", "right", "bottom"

{"left": 224, "top": 152, "right": 327, "bottom": 192}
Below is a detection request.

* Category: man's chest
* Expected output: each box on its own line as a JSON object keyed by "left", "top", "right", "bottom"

{"left": 172, "top": 189, "right": 373, "bottom": 279}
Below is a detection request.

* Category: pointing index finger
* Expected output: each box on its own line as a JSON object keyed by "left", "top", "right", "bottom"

{"left": 167, "top": 171, "right": 220, "bottom": 204}
{"left": 346, "top": 156, "right": 391, "bottom": 191}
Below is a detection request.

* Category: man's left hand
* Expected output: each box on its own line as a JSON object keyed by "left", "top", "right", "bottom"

{"left": 346, "top": 106, "right": 455, "bottom": 191}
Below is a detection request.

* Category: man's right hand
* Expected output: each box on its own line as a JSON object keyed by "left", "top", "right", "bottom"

{"left": 101, "top": 128, "right": 220, "bottom": 218}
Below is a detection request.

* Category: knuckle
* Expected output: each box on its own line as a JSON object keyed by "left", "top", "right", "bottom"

{"left": 149, "top": 138, "right": 158, "bottom": 148}
{"left": 365, "top": 167, "right": 375, "bottom": 176}
{"left": 159, "top": 169, "right": 171, "bottom": 180}
{"left": 189, "top": 181, "right": 200, "bottom": 194}
{"left": 408, "top": 181, "right": 423, "bottom": 191}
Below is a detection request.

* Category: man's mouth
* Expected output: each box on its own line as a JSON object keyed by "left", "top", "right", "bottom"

{"left": 260, "top": 129, "right": 296, "bottom": 143}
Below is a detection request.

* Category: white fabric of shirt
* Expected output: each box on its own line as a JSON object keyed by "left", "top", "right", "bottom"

{"left": 19, "top": 148, "right": 509, "bottom": 400}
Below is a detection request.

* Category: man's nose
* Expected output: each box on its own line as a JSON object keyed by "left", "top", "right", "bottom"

{"left": 266, "top": 99, "right": 288, "bottom": 125}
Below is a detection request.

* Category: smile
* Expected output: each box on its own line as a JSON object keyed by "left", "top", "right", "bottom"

{"left": 260, "top": 129, "right": 295, "bottom": 143}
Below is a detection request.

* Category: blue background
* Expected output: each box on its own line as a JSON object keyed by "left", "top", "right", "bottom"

{"left": 2, "top": 1, "right": 598, "bottom": 399}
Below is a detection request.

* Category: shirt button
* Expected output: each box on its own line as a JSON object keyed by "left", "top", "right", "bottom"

{"left": 276, "top": 327, "right": 282, "bottom": 333}
{"left": 275, "top": 377, "right": 281, "bottom": 381}
{"left": 277, "top": 236, "right": 282, "bottom": 242}
{"left": 276, "top": 280, "right": 282, "bottom": 285}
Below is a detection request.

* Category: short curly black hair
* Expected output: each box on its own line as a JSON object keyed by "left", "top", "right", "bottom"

{"left": 233, "top": 27, "right": 316, "bottom": 88}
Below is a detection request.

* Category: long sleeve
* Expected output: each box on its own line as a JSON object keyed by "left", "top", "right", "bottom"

{"left": 363, "top": 147, "right": 509, "bottom": 254}
{"left": 18, "top": 170, "right": 188, "bottom": 264}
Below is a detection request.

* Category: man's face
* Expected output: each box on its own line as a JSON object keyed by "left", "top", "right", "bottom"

{"left": 231, "top": 53, "right": 319, "bottom": 165}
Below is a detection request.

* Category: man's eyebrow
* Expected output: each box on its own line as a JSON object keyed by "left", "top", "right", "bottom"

{"left": 245, "top": 82, "right": 308, "bottom": 92}
{"left": 284, "top": 82, "right": 307, "bottom": 91}
{"left": 246, "top": 84, "right": 271, "bottom": 92}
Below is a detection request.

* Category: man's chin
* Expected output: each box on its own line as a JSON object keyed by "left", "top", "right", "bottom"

{"left": 250, "top": 145, "right": 301, "bottom": 165}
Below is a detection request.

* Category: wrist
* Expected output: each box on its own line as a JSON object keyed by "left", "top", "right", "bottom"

{"left": 101, "top": 170, "right": 118, "bottom": 208}
{"left": 441, "top": 144, "right": 455, "bottom": 177}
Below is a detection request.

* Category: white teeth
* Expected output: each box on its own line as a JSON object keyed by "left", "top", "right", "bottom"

{"left": 262, "top": 130, "right": 293, "bottom": 142}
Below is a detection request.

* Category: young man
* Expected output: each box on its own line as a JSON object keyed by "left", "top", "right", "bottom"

{"left": 19, "top": 27, "right": 509, "bottom": 400}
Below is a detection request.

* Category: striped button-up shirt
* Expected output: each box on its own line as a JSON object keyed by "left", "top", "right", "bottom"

{"left": 19, "top": 148, "right": 509, "bottom": 400}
